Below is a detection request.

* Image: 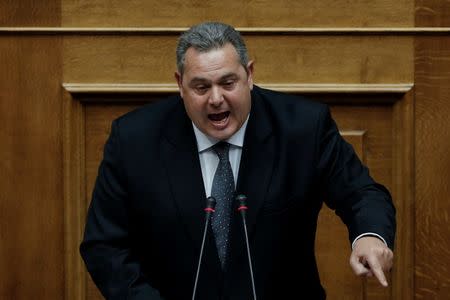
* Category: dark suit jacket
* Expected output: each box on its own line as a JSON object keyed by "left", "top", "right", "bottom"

{"left": 80, "top": 86, "right": 396, "bottom": 300}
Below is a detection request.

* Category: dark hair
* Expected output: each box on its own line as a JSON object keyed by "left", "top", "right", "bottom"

{"left": 176, "top": 22, "right": 249, "bottom": 74}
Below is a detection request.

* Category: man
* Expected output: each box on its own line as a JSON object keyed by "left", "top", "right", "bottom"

{"left": 80, "top": 22, "right": 395, "bottom": 299}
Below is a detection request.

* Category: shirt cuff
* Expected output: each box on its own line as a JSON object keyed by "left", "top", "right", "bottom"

{"left": 351, "top": 232, "right": 388, "bottom": 250}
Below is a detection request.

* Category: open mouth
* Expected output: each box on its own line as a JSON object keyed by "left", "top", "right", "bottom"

{"left": 208, "top": 111, "right": 230, "bottom": 122}
{"left": 207, "top": 111, "right": 230, "bottom": 129}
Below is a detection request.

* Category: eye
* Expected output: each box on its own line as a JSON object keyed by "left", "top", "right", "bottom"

{"left": 195, "top": 85, "right": 209, "bottom": 94}
{"left": 222, "top": 80, "right": 236, "bottom": 90}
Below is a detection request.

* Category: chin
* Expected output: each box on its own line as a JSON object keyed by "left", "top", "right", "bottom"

{"left": 210, "top": 133, "right": 232, "bottom": 141}
{"left": 208, "top": 128, "right": 235, "bottom": 141}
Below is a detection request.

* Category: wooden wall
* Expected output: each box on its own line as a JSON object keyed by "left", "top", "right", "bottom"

{"left": 415, "top": 1, "right": 450, "bottom": 298}
{"left": 0, "top": 1, "right": 449, "bottom": 299}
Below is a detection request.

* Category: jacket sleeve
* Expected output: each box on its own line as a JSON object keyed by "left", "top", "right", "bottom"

{"left": 315, "top": 106, "right": 396, "bottom": 249}
{"left": 80, "top": 120, "right": 164, "bottom": 300}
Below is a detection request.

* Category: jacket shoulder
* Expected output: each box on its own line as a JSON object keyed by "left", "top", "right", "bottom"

{"left": 252, "top": 85, "right": 329, "bottom": 129}
{"left": 112, "top": 95, "right": 182, "bottom": 138}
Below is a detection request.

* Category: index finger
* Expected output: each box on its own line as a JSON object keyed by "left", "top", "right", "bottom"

{"left": 366, "top": 255, "right": 388, "bottom": 287}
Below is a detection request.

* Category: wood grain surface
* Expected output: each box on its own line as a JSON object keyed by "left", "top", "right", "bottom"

{"left": 414, "top": 1, "right": 450, "bottom": 298}
{"left": 63, "top": 35, "right": 413, "bottom": 84}
{"left": 61, "top": 0, "right": 413, "bottom": 27}
{"left": 414, "top": 36, "right": 450, "bottom": 299}
{"left": 0, "top": 0, "right": 60, "bottom": 27}
{"left": 416, "top": 0, "right": 450, "bottom": 27}
{"left": 0, "top": 36, "right": 64, "bottom": 299}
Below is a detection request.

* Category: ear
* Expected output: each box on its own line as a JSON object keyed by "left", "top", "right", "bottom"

{"left": 246, "top": 60, "right": 254, "bottom": 90}
{"left": 174, "top": 71, "right": 184, "bottom": 98}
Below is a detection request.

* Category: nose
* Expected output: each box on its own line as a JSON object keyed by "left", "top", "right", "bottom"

{"left": 208, "top": 86, "right": 223, "bottom": 106}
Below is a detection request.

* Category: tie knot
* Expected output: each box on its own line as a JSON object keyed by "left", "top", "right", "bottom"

{"left": 212, "top": 142, "right": 230, "bottom": 161}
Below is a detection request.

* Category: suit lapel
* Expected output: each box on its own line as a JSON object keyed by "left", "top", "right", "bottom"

{"left": 236, "top": 90, "right": 275, "bottom": 237}
{"left": 226, "top": 91, "right": 276, "bottom": 275}
{"left": 160, "top": 102, "right": 213, "bottom": 251}
{"left": 161, "top": 101, "right": 223, "bottom": 287}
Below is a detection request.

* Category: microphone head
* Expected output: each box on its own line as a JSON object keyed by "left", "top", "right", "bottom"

{"left": 235, "top": 194, "right": 247, "bottom": 207}
{"left": 206, "top": 196, "right": 216, "bottom": 209}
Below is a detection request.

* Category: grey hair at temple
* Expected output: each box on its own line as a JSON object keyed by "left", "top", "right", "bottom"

{"left": 176, "top": 22, "right": 250, "bottom": 74}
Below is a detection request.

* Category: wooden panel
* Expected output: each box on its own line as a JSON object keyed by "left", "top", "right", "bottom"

{"left": 62, "top": 83, "right": 414, "bottom": 94}
{"left": 0, "top": 36, "right": 64, "bottom": 299}
{"left": 61, "top": 0, "right": 413, "bottom": 27}
{"left": 414, "top": 37, "right": 450, "bottom": 299}
{"left": 330, "top": 106, "right": 393, "bottom": 186}
{"left": 0, "top": 0, "right": 60, "bottom": 26}
{"left": 63, "top": 36, "right": 177, "bottom": 83}
{"left": 415, "top": 0, "right": 450, "bottom": 297}
{"left": 4, "top": 27, "right": 450, "bottom": 34}
{"left": 385, "top": 91, "right": 415, "bottom": 300}
{"left": 63, "top": 91, "right": 86, "bottom": 300}
{"left": 63, "top": 35, "right": 413, "bottom": 83}
{"left": 416, "top": 0, "right": 450, "bottom": 27}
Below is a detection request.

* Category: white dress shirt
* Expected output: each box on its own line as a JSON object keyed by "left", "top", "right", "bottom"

{"left": 192, "top": 116, "right": 249, "bottom": 197}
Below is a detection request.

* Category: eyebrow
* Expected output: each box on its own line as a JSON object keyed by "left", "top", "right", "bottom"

{"left": 188, "top": 72, "right": 239, "bottom": 86}
{"left": 188, "top": 77, "right": 209, "bottom": 86}
{"left": 218, "top": 73, "right": 239, "bottom": 82}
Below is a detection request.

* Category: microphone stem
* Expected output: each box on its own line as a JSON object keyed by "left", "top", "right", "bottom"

{"left": 242, "top": 215, "right": 257, "bottom": 300}
{"left": 192, "top": 213, "right": 211, "bottom": 300}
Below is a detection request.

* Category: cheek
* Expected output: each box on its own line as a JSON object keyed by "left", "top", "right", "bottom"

{"left": 186, "top": 96, "right": 207, "bottom": 117}
{"left": 230, "top": 93, "right": 251, "bottom": 114}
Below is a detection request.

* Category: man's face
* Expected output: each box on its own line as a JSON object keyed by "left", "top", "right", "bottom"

{"left": 175, "top": 43, "right": 254, "bottom": 140}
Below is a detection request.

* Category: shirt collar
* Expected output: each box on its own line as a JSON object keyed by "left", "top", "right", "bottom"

{"left": 192, "top": 114, "right": 249, "bottom": 153}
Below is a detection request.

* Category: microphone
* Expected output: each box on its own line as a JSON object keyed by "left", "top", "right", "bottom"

{"left": 192, "top": 196, "right": 216, "bottom": 300}
{"left": 236, "top": 194, "right": 257, "bottom": 300}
